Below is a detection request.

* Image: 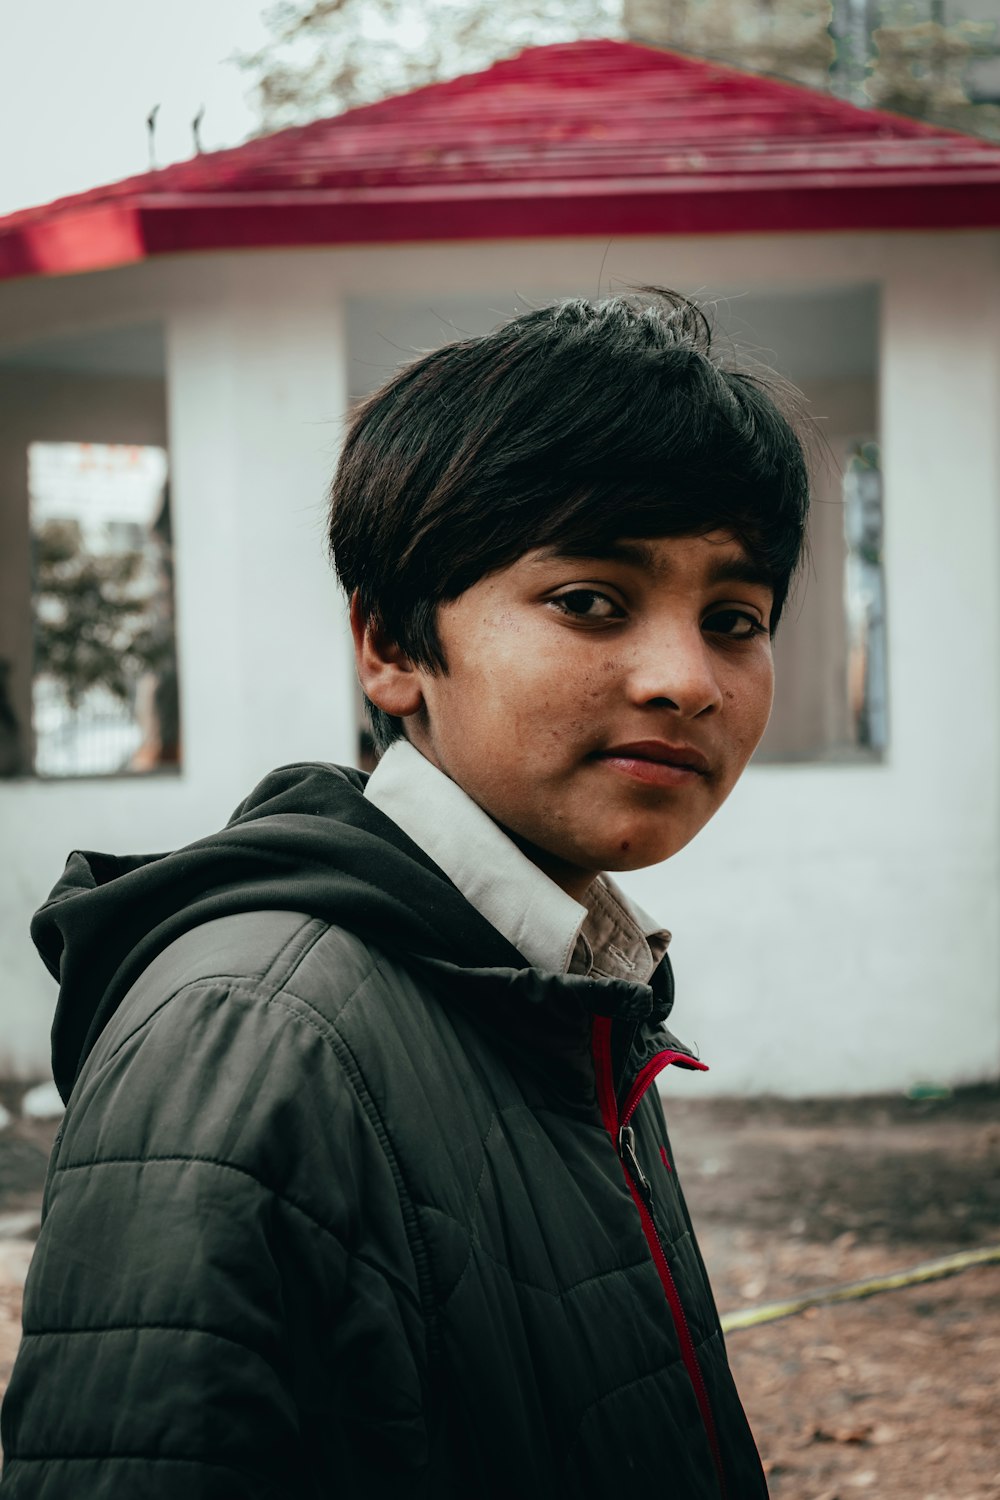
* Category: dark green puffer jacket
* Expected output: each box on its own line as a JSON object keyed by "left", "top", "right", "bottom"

{"left": 1, "top": 763, "right": 767, "bottom": 1499}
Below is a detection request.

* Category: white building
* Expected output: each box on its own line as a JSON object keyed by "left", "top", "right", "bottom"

{"left": 1, "top": 40, "right": 999, "bottom": 1094}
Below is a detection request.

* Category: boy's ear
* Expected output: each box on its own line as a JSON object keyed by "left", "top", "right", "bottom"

{"left": 349, "top": 592, "right": 425, "bottom": 720}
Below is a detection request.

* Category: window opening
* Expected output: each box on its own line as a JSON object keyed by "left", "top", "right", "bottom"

{"left": 29, "top": 441, "right": 180, "bottom": 777}
{"left": 843, "top": 441, "right": 888, "bottom": 753}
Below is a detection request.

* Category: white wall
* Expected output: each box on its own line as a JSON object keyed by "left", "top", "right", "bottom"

{"left": 1, "top": 232, "right": 998, "bottom": 1093}
{"left": 620, "top": 236, "right": 1000, "bottom": 1095}
{"left": 0, "top": 258, "right": 356, "bottom": 1075}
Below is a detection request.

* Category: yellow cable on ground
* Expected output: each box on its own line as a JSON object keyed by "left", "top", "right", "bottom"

{"left": 720, "top": 1243, "right": 1000, "bottom": 1333}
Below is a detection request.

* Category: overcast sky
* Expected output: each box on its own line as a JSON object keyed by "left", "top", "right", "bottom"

{"left": 0, "top": 0, "right": 273, "bottom": 218}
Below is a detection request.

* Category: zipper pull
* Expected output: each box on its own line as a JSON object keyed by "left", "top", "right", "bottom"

{"left": 618, "top": 1123, "right": 652, "bottom": 1203}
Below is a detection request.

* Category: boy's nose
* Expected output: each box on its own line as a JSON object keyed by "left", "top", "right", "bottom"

{"left": 625, "top": 627, "right": 723, "bottom": 718}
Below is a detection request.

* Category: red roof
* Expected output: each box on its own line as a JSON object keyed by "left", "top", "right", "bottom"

{"left": 4, "top": 38, "right": 1000, "bottom": 282}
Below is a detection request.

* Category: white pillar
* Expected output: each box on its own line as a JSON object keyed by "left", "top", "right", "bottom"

{"left": 876, "top": 236, "right": 1000, "bottom": 1084}
{"left": 169, "top": 255, "right": 356, "bottom": 797}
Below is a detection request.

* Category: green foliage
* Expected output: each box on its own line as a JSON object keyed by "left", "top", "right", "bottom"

{"left": 237, "top": 0, "right": 1000, "bottom": 141}
{"left": 32, "top": 521, "right": 172, "bottom": 710}
{"left": 628, "top": 0, "right": 835, "bottom": 91}
{"left": 238, "top": 0, "right": 622, "bottom": 129}
{"left": 867, "top": 16, "right": 1000, "bottom": 138}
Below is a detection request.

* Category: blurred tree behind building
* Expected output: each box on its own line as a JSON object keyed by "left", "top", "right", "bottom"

{"left": 864, "top": 1, "right": 1000, "bottom": 136}
{"left": 32, "top": 521, "right": 171, "bottom": 710}
{"left": 239, "top": 0, "right": 619, "bottom": 127}
{"left": 625, "top": 0, "right": 834, "bottom": 90}
{"left": 238, "top": 0, "right": 1000, "bottom": 139}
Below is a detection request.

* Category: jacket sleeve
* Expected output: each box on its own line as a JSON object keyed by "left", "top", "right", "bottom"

{"left": 0, "top": 961, "right": 397, "bottom": 1499}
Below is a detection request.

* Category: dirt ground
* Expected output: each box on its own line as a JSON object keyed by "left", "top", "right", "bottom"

{"left": 668, "top": 1085, "right": 1000, "bottom": 1500}
{"left": 0, "top": 1080, "right": 997, "bottom": 1497}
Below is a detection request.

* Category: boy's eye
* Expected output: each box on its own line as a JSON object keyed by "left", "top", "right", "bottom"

{"left": 704, "top": 608, "right": 767, "bottom": 639}
{"left": 550, "top": 589, "right": 623, "bottom": 620}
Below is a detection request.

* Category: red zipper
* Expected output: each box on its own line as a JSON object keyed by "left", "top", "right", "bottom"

{"left": 620, "top": 1048, "right": 709, "bottom": 1130}
{"left": 591, "top": 1015, "right": 726, "bottom": 1499}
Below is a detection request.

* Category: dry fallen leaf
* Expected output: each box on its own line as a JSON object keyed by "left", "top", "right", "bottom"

{"left": 739, "top": 1277, "right": 767, "bottom": 1300}
{"left": 870, "top": 1423, "right": 897, "bottom": 1446}
{"left": 808, "top": 1422, "right": 873, "bottom": 1446}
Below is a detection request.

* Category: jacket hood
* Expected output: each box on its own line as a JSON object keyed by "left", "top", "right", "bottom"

{"left": 33, "top": 762, "right": 670, "bottom": 1102}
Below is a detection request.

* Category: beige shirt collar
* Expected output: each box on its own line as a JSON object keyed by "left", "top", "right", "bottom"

{"left": 364, "top": 739, "right": 669, "bottom": 982}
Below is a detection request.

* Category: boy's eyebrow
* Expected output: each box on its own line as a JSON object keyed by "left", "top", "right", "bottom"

{"left": 536, "top": 539, "right": 775, "bottom": 593}
{"left": 703, "top": 555, "right": 775, "bottom": 594}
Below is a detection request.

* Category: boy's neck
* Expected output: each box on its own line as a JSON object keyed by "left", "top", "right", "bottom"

{"left": 401, "top": 730, "right": 601, "bottom": 901}
{"left": 499, "top": 826, "right": 598, "bottom": 904}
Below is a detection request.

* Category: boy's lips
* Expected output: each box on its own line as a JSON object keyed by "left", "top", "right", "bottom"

{"left": 594, "top": 740, "right": 712, "bottom": 785}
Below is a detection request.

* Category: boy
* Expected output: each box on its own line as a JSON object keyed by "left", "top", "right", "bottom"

{"left": 1, "top": 291, "right": 808, "bottom": 1498}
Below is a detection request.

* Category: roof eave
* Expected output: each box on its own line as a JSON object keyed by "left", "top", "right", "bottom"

{"left": 2, "top": 181, "right": 999, "bottom": 283}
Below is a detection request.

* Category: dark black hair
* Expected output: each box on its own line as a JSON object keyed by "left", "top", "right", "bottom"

{"left": 329, "top": 289, "right": 811, "bottom": 752}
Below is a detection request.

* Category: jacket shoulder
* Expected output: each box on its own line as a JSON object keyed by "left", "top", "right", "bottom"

{"left": 64, "top": 910, "right": 391, "bottom": 1181}
{"left": 7, "top": 910, "right": 430, "bottom": 1495}
{"left": 86, "top": 910, "right": 381, "bottom": 1070}
{"left": 128, "top": 908, "right": 377, "bottom": 1012}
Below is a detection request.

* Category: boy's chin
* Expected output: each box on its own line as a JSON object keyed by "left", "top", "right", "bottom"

{"left": 549, "top": 830, "right": 699, "bottom": 892}
{"left": 599, "top": 839, "right": 686, "bottom": 873}
{"left": 509, "top": 818, "right": 705, "bottom": 896}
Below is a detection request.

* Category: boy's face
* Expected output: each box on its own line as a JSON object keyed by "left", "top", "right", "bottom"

{"left": 362, "top": 532, "right": 775, "bottom": 901}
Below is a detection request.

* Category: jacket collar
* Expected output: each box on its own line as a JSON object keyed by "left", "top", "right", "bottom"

{"left": 365, "top": 739, "right": 670, "bottom": 980}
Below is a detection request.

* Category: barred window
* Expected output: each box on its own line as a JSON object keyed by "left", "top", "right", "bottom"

{"left": 27, "top": 441, "right": 179, "bottom": 777}
{"left": 0, "top": 319, "right": 176, "bottom": 779}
